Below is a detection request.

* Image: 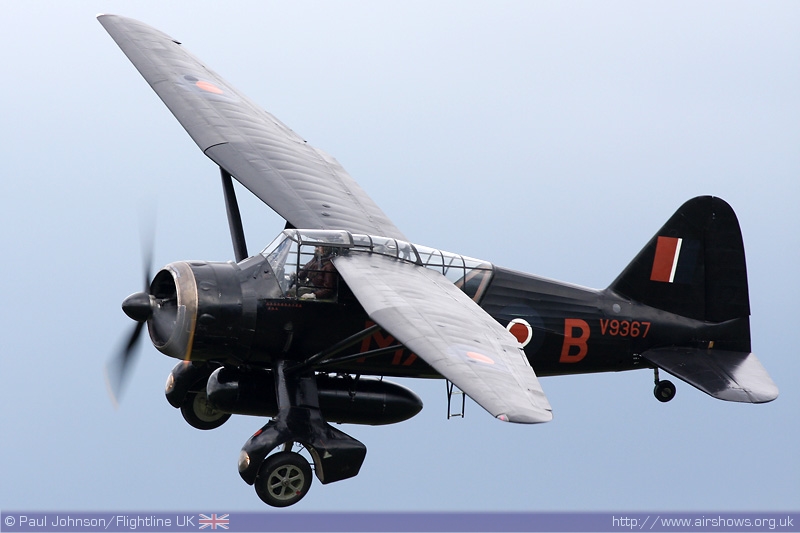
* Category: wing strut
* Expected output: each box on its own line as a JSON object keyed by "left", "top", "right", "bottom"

{"left": 287, "top": 324, "right": 381, "bottom": 374}
{"left": 220, "top": 167, "right": 248, "bottom": 262}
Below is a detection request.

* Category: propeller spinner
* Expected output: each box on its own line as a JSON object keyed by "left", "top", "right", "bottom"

{"left": 122, "top": 292, "right": 154, "bottom": 322}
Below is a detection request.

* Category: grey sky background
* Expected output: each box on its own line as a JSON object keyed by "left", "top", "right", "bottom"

{"left": 1, "top": 2, "right": 798, "bottom": 512}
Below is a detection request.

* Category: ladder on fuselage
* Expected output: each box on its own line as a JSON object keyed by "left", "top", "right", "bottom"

{"left": 446, "top": 380, "right": 466, "bottom": 419}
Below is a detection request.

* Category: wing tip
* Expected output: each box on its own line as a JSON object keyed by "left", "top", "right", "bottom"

{"left": 498, "top": 409, "right": 553, "bottom": 424}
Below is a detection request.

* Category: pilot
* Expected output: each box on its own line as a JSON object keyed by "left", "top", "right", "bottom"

{"left": 297, "top": 246, "right": 337, "bottom": 300}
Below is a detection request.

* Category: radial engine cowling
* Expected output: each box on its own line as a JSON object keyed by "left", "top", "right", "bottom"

{"left": 148, "top": 260, "right": 263, "bottom": 362}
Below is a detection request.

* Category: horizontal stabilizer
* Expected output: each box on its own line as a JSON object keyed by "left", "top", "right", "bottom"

{"left": 642, "top": 348, "right": 778, "bottom": 404}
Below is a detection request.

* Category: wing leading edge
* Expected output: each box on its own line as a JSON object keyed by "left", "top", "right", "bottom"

{"left": 98, "top": 14, "right": 406, "bottom": 241}
{"left": 334, "top": 253, "right": 553, "bottom": 424}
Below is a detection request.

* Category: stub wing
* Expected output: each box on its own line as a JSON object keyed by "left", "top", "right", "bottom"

{"left": 333, "top": 253, "right": 553, "bottom": 424}
{"left": 642, "top": 348, "right": 778, "bottom": 403}
{"left": 98, "top": 14, "right": 406, "bottom": 241}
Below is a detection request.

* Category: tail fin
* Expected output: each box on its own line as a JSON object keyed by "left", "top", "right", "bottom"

{"left": 610, "top": 197, "right": 779, "bottom": 403}
{"left": 609, "top": 196, "right": 750, "bottom": 326}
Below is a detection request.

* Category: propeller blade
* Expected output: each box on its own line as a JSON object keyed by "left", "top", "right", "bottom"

{"left": 107, "top": 214, "right": 157, "bottom": 406}
{"left": 139, "top": 211, "right": 156, "bottom": 290}
{"left": 105, "top": 321, "right": 146, "bottom": 406}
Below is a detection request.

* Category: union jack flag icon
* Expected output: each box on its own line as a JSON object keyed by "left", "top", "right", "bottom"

{"left": 198, "top": 514, "right": 229, "bottom": 530}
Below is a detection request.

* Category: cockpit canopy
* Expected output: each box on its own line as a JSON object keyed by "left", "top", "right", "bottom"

{"left": 261, "top": 229, "right": 494, "bottom": 302}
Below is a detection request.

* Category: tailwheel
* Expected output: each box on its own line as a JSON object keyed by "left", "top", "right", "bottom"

{"left": 180, "top": 388, "right": 231, "bottom": 430}
{"left": 652, "top": 368, "right": 676, "bottom": 403}
{"left": 254, "top": 451, "right": 313, "bottom": 507}
{"left": 654, "top": 380, "right": 676, "bottom": 403}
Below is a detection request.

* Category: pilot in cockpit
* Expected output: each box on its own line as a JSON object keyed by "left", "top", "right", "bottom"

{"left": 296, "top": 245, "right": 337, "bottom": 300}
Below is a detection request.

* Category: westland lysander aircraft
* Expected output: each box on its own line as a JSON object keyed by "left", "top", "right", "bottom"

{"left": 100, "top": 15, "right": 778, "bottom": 507}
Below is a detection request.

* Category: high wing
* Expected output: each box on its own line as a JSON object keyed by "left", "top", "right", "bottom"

{"left": 98, "top": 14, "right": 406, "bottom": 240}
{"left": 334, "top": 253, "right": 553, "bottom": 424}
{"left": 101, "top": 14, "right": 552, "bottom": 424}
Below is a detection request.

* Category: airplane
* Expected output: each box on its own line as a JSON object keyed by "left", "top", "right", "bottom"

{"left": 99, "top": 14, "right": 779, "bottom": 507}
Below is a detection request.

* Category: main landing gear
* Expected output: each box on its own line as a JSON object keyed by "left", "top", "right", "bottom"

{"left": 653, "top": 368, "right": 676, "bottom": 403}
{"left": 237, "top": 360, "right": 367, "bottom": 507}
{"left": 163, "top": 318, "right": 420, "bottom": 508}
{"left": 253, "top": 449, "right": 313, "bottom": 507}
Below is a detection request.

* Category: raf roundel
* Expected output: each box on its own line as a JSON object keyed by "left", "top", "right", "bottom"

{"left": 466, "top": 351, "right": 495, "bottom": 365}
{"left": 179, "top": 74, "right": 229, "bottom": 98}
{"left": 195, "top": 80, "right": 224, "bottom": 95}
{"left": 507, "top": 318, "right": 533, "bottom": 347}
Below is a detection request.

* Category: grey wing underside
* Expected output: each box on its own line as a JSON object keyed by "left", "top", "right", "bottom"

{"left": 98, "top": 14, "right": 406, "bottom": 241}
{"left": 334, "top": 253, "right": 553, "bottom": 424}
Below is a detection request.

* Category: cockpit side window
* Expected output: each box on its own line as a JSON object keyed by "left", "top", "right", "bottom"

{"left": 262, "top": 229, "right": 492, "bottom": 303}
{"left": 295, "top": 244, "right": 339, "bottom": 300}
{"left": 264, "top": 235, "right": 300, "bottom": 295}
{"left": 262, "top": 230, "right": 350, "bottom": 301}
{"left": 370, "top": 236, "right": 398, "bottom": 258}
{"left": 416, "top": 245, "right": 444, "bottom": 270}
{"left": 415, "top": 245, "right": 493, "bottom": 302}
{"left": 442, "top": 252, "right": 466, "bottom": 285}
{"left": 454, "top": 263, "right": 493, "bottom": 302}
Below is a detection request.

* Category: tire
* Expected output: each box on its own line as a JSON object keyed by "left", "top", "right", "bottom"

{"left": 254, "top": 451, "right": 313, "bottom": 507}
{"left": 180, "top": 388, "right": 231, "bottom": 430}
{"left": 654, "top": 380, "right": 676, "bottom": 403}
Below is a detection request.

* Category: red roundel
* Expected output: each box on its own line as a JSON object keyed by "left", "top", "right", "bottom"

{"left": 507, "top": 318, "right": 533, "bottom": 347}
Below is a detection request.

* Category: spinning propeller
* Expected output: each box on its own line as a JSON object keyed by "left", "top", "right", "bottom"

{"left": 106, "top": 229, "right": 157, "bottom": 405}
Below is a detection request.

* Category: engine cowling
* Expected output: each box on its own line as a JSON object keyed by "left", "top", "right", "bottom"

{"left": 148, "top": 258, "right": 276, "bottom": 362}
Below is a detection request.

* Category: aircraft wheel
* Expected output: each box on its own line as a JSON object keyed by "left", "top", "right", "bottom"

{"left": 254, "top": 451, "right": 313, "bottom": 507}
{"left": 654, "top": 380, "right": 676, "bottom": 403}
{"left": 180, "top": 388, "right": 231, "bottom": 430}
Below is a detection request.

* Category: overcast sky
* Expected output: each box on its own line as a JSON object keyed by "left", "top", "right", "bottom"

{"left": 1, "top": 1, "right": 798, "bottom": 513}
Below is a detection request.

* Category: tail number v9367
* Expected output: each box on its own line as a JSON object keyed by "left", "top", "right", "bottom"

{"left": 560, "top": 319, "right": 651, "bottom": 363}
{"left": 599, "top": 319, "right": 651, "bottom": 338}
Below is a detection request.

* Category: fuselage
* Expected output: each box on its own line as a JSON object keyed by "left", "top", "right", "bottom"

{"left": 146, "top": 229, "right": 747, "bottom": 382}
